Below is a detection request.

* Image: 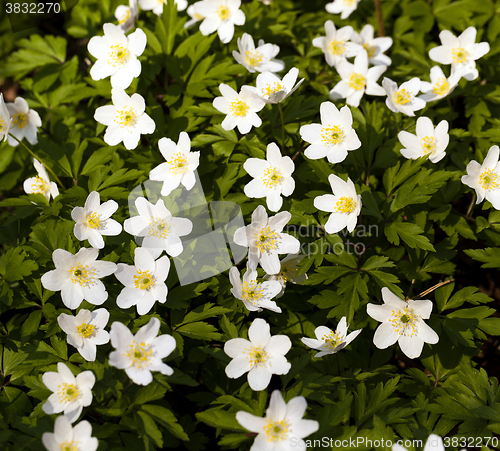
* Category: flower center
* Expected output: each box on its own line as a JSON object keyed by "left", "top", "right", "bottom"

{"left": 115, "top": 107, "right": 137, "bottom": 128}
{"left": 451, "top": 47, "right": 468, "bottom": 64}
{"left": 126, "top": 340, "right": 154, "bottom": 368}
{"left": 245, "top": 50, "right": 263, "bottom": 67}
{"left": 321, "top": 125, "right": 344, "bottom": 146}
{"left": 77, "top": 322, "right": 96, "bottom": 338}
{"left": 30, "top": 175, "right": 50, "bottom": 194}
{"left": 246, "top": 345, "right": 269, "bottom": 367}
{"left": 348, "top": 72, "right": 366, "bottom": 90}
{"left": 393, "top": 89, "right": 411, "bottom": 105}
{"left": 335, "top": 196, "right": 356, "bottom": 214}
{"left": 0, "top": 116, "right": 6, "bottom": 133}
{"left": 133, "top": 269, "right": 155, "bottom": 290}
{"left": 59, "top": 441, "right": 79, "bottom": 451}
{"left": 264, "top": 420, "right": 290, "bottom": 442}
{"left": 85, "top": 211, "right": 101, "bottom": 229}
{"left": 277, "top": 262, "right": 297, "bottom": 283}
{"left": 70, "top": 264, "right": 97, "bottom": 286}
{"left": 432, "top": 78, "right": 449, "bottom": 96}
{"left": 229, "top": 99, "right": 249, "bottom": 117}
{"left": 321, "top": 330, "right": 343, "bottom": 350}
{"left": 363, "top": 42, "right": 376, "bottom": 58}
{"left": 261, "top": 167, "right": 284, "bottom": 188}
{"left": 262, "top": 82, "right": 283, "bottom": 98}
{"left": 255, "top": 226, "right": 279, "bottom": 253}
{"left": 58, "top": 383, "right": 80, "bottom": 403}
{"left": 420, "top": 136, "right": 437, "bottom": 154}
{"left": 217, "top": 5, "right": 230, "bottom": 20}
{"left": 167, "top": 152, "right": 189, "bottom": 176}
{"left": 148, "top": 216, "right": 171, "bottom": 239}
{"left": 479, "top": 169, "right": 500, "bottom": 190}
{"left": 118, "top": 7, "right": 130, "bottom": 24}
{"left": 328, "top": 39, "right": 346, "bottom": 56}
{"left": 109, "top": 43, "right": 131, "bottom": 67}
{"left": 241, "top": 280, "right": 265, "bottom": 304}
{"left": 343, "top": 0, "right": 355, "bottom": 5}
{"left": 13, "top": 112, "right": 27, "bottom": 129}
{"left": 389, "top": 306, "right": 418, "bottom": 336}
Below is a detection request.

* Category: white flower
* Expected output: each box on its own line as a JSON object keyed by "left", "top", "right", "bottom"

{"left": 418, "top": 66, "right": 461, "bottom": 102}
{"left": 428, "top": 27, "right": 490, "bottom": 81}
{"left": 23, "top": 158, "right": 59, "bottom": 202}
{"left": 233, "top": 205, "right": 300, "bottom": 274}
{"left": 263, "top": 253, "right": 307, "bottom": 298}
{"left": 196, "top": 0, "right": 245, "bottom": 44}
{"left": 213, "top": 84, "right": 265, "bottom": 134}
{"left": 383, "top": 77, "right": 425, "bottom": 116}
{"left": 314, "top": 174, "right": 362, "bottom": 234}
{"left": 41, "top": 248, "right": 117, "bottom": 310}
{"left": 351, "top": 24, "right": 393, "bottom": 66}
{"left": 243, "top": 142, "right": 295, "bottom": 212}
{"left": 42, "top": 362, "right": 95, "bottom": 423}
{"left": 71, "top": 191, "right": 122, "bottom": 249}
{"left": 139, "top": 0, "right": 187, "bottom": 14}
{"left": 398, "top": 116, "right": 449, "bottom": 163}
{"left": 329, "top": 51, "right": 386, "bottom": 107}
{"left": 114, "top": 0, "right": 138, "bottom": 32}
{"left": 115, "top": 247, "right": 170, "bottom": 315}
{"left": 57, "top": 309, "right": 110, "bottom": 362}
{"left": 393, "top": 434, "right": 445, "bottom": 451}
{"left": 312, "top": 20, "right": 362, "bottom": 68}
{"left": 325, "top": 0, "right": 360, "bottom": 19}
{"left": 229, "top": 266, "right": 282, "bottom": 313}
{"left": 88, "top": 23, "right": 146, "bottom": 89}
{"left": 6, "top": 97, "right": 41, "bottom": 146}
{"left": 185, "top": 2, "right": 205, "bottom": 28}
{"left": 243, "top": 68, "right": 304, "bottom": 104}
{"left": 224, "top": 318, "right": 291, "bottom": 391}
{"left": 124, "top": 197, "right": 193, "bottom": 258}
{"left": 300, "top": 101, "right": 361, "bottom": 163}
{"left": 301, "top": 317, "right": 361, "bottom": 357}
{"left": 109, "top": 317, "right": 176, "bottom": 385}
{"left": 94, "top": 88, "right": 155, "bottom": 150}
{"left": 236, "top": 390, "right": 319, "bottom": 450}
{"left": 42, "top": 416, "right": 98, "bottom": 451}
{"left": 367, "top": 287, "right": 439, "bottom": 359}
{"left": 461, "top": 145, "right": 500, "bottom": 209}
{"left": 232, "top": 33, "right": 284, "bottom": 73}
{"left": 0, "top": 93, "right": 12, "bottom": 142}
{"left": 148, "top": 131, "right": 200, "bottom": 196}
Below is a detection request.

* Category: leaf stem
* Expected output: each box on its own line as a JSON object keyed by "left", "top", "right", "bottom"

{"left": 411, "top": 279, "right": 455, "bottom": 300}
{"left": 373, "top": 0, "right": 386, "bottom": 36}
{"left": 278, "top": 103, "right": 286, "bottom": 151}
{"left": 466, "top": 193, "right": 476, "bottom": 218}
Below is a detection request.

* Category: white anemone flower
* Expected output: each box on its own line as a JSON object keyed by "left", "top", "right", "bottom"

{"left": 418, "top": 66, "right": 461, "bottom": 102}
{"left": 23, "top": 158, "right": 59, "bottom": 202}
{"left": 351, "top": 24, "right": 393, "bottom": 66}
{"left": 94, "top": 88, "right": 155, "bottom": 150}
{"left": 88, "top": 23, "right": 146, "bottom": 89}
{"left": 42, "top": 416, "right": 98, "bottom": 451}
{"left": 185, "top": 3, "right": 205, "bottom": 28}
{"left": 383, "top": 77, "right": 425, "bottom": 116}
{"left": 6, "top": 97, "right": 41, "bottom": 146}
{"left": 233, "top": 205, "right": 300, "bottom": 274}
{"left": 42, "top": 362, "right": 95, "bottom": 423}
{"left": 0, "top": 93, "right": 12, "bottom": 142}
{"left": 148, "top": 132, "right": 200, "bottom": 196}
{"left": 232, "top": 33, "right": 285, "bottom": 73}
{"left": 71, "top": 191, "right": 122, "bottom": 249}
{"left": 398, "top": 117, "right": 449, "bottom": 164}
{"left": 301, "top": 317, "right": 362, "bottom": 357}
{"left": 114, "top": 247, "right": 170, "bottom": 315}
{"left": 314, "top": 174, "right": 362, "bottom": 234}
{"left": 229, "top": 266, "right": 282, "bottom": 313}
{"left": 41, "top": 248, "right": 117, "bottom": 310}
{"left": 367, "top": 287, "right": 439, "bottom": 359}
{"left": 243, "top": 142, "right": 295, "bottom": 212}
{"left": 461, "top": 145, "right": 500, "bottom": 210}
{"left": 236, "top": 390, "right": 319, "bottom": 450}
{"left": 329, "top": 51, "right": 387, "bottom": 107}
{"left": 429, "top": 26, "right": 490, "bottom": 81}
{"left": 263, "top": 253, "right": 308, "bottom": 298}
{"left": 124, "top": 197, "right": 193, "bottom": 259}
{"left": 109, "top": 317, "right": 176, "bottom": 385}
{"left": 114, "top": 0, "right": 138, "bottom": 32}
{"left": 196, "top": 0, "right": 245, "bottom": 44}
{"left": 213, "top": 84, "right": 265, "bottom": 134}
{"left": 139, "top": 0, "right": 187, "bottom": 14}
{"left": 300, "top": 101, "right": 361, "bottom": 164}
{"left": 57, "top": 309, "right": 110, "bottom": 362}
{"left": 224, "top": 318, "right": 291, "bottom": 391}
{"left": 393, "top": 434, "right": 445, "bottom": 451}
{"left": 312, "top": 20, "right": 362, "bottom": 68}
{"left": 325, "top": 0, "right": 361, "bottom": 19}
{"left": 243, "top": 68, "right": 304, "bottom": 104}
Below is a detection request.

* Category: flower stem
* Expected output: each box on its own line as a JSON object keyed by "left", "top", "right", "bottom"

{"left": 411, "top": 279, "right": 455, "bottom": 300}
{"left": 278, "top": 103, "right": 286, "bottom": 150}
{"left": 466, "top": 193, "right": 476, "bottom": 218}
{"left": 373, "top": 0, "right": 385, "bottom": 36}
{"left": 9, "top": 133, "right": 65, "bottom": 189}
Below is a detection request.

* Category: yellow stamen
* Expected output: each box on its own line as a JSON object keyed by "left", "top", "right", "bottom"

{"left": 70, "top": 264, "right": 97, "bottom": 286}
{"left": 148, "top": 217, "right": 170, "bottom": 239}
{"left": 432, "top": 78, "right": 449, "bottom": 96}
{"left": 217, "top": 5, "right": 230, "bottom": 20}
{"left": 241, "top": 280, "right": 265, "bottom": 305}
{"left": 479, "top": 169, "right": 500, "bottom": 190}
{"left": 85, "top": 212, "right": 101, "bottom": 229}
{"left": 393, "top": 89, "right": 411, "bottom": 105}
{"left": 58, "top": 383, "right": 80, "bottom": 403}
{"left": 108, "top": 44, "right": 131, "bottom": 67}
{"left": 348, "top": 72, "right": 366, "bottom": 90}
{"left": 451, "top": 47, "right": 468, "bottom": 64}
{"left": 388, "top": 305, "right": 418, "bottom": 336}
{"left": 245, "top": 50, "right": 263, "bottom": 67}
{"left": 229, "top": 99, "right": 248, "bottom": 117}
{"left": 262, "top": 82, "right": 283, "bottom": 98}
{"left": 245, "top": 345, "right": 269, "bottom": 367}
{"left": 133, "top": 269, "right": 155, "bottom": 290}
{"left": 77, "top": 323, "right": 96, "bottom": 338}
{"left": 167, "top": 152, "right": 189, "bottom": 176}
{"left": 255, "top": 226, "right": 279, "bottom": 253}
{"left": 264, "top": 420, "right": 290, "bottom": 442}
{"left": 328, "top": 40, "right": 346, "bottom": 56}
{"left": 363, "top": 42, "right": 376, "bottom": 58}
{"left": 261, "top": 167, "right": 283, "bottom": 188}
{"left": 12, "top": 112, "right": 27, "bottom": 129}
{"left": 118, "top": 8, "right": 130, "bottom": 24}
{"left": 59, "top": 441, "right": 79, "bottom": 451}
{"left": 115, "top": 107, "right": 137, "bottom": 128}
{"left": 125, "top": 340, "right": 154, "bottom": 369}
{"left": 30, "top": 175, "right": 49, "bottom": 194}
{"left": 321, "top": 125, "right": 344, "bottom": 146}
{"left": 321, "top": 330, "right": 343, "bottom": 350}
{"left": 335, "top": 196, "right": 356, "bottom": 214}
{"left": 420, "top": 136, "right": 437, "bottom": 155}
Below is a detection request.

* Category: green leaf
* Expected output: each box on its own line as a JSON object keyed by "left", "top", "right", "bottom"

{"left": 196, "top": 408, "right": 246, "bottom": 431}
{"left": 464, "top": 247, "right": 500, "bottom": 268}
{"left": 141, "top": 405, "right": 189, "bottom": 441}
{"left": 385, "top": 220, "right": 435, "bottom": 251}
{"left": 0, "top": 247, "right": 38, "bottom": 282}
{"left": 136, "top": 411, "right": 163, "bottom": 448}
{"left": 134, "top": 383, "right": 168, "bottom": 405}
{"left": 176, "top": 322, "right": 221, "bottom": 341}
{"left": 178, "top": 303, "right": 232, "bottom": 326}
